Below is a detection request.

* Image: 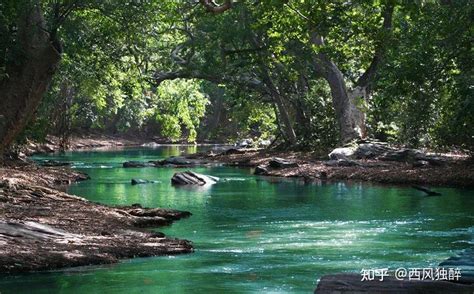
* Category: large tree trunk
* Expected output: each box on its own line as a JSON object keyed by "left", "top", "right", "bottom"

{"left": 309, "top": 3, "right": 393, "bottom": 144}
{"left": 310, "top": 33, "right": 364, "bottom": 144}
{"left": 0, "top": 2, "right": 61, "bottom": 156}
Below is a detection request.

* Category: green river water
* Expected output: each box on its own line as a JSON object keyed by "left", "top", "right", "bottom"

{"left": 0, "top": 146, "right": 473, "bottom": 293}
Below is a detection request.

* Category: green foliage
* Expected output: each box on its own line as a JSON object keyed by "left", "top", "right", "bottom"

{"left": 11, "top": 0, "right": 473, "bottom": 152}
{"left": 153, "top": 80, "right": 209, "bottom": 142}
{"left": 371, "top": 1, "right": 473, "bottom": 151}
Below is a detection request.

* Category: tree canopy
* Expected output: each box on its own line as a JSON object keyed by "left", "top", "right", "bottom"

{"left": 0, "top": 0, "right": 472, "bottom": 153}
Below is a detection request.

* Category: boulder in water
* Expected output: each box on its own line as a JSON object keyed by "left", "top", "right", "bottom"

{"left": 154, "top": 156, "right": 206, "bottom": 167}
{"left": 40, "top": 160, "right": 71, "bottom": 167}
{"left": 123, "top": 161, "right": 149, "bottom": 168}
{"left": 171, "top": 171, "right": 219, "bottom": 186}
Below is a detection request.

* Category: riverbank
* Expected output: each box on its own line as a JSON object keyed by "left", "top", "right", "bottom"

{"left": 0, "top": 164, "right": 193, "bottom": 274}
{"left": 201, "top": 148, "right": 474, "bottom": 188}
{"left": 22, "top": 134, "right": 144, "bottom": 156}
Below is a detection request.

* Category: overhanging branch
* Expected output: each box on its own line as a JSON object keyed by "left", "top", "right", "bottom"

{"left": 355, "top": 2, "right": 394, "bottom": 90}
{"left": 199, "top": 0, "right": 233, "bottom": 14}
{"left": 152, "top": 70, "right": 264, "bottom": 91}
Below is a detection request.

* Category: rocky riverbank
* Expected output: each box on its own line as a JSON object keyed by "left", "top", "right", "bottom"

{"left": 0, "top": 164, "right": 193, "bottom": 274}
{"left": 200, "top": 146, "right": 474, "bottom": 188}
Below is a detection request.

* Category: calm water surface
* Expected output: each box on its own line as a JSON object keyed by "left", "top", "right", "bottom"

{"left": 0, "top": 146, "right": 473, "bottom": 293}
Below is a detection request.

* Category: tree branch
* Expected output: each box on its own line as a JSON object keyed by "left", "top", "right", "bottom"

{"left": 199, "top": 0, "right": 233, "bottom": 14}
{"left": 152, "top": 70, "right": 264, "bottom": 91}
{"left": 355, "top": 2, "right": 394, "bottom": 90}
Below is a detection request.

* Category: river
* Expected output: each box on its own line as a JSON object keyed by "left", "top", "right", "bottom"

{"left": 1, "top": 146, "right": 473, "bottom": 293}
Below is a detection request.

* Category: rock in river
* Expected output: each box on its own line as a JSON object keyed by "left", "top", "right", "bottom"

{"left": 123, "top": 161, "right": 147, "bottom": 168}
{"left": 171, "top": 171, "right": 219, "bottom": 186}
{"left": 40, "top": 160, "right": 71, "bottom": 167}
{"left": 131, "top": 179, "right": 159, "bottom": 185}
{"left": 154, "top": 156, "right": 207, "bottom": 167}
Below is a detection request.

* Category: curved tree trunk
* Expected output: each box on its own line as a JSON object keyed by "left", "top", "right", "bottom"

{"left": 308, "top": 3, "right": 393, "bottom": 144}
{"left": 310, "top": 33, "right": 364, "bottom": 144}
{"left": 0, "top": 2, "right": 61, "bottom": 156}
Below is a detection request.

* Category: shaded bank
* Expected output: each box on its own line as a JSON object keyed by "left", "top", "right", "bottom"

{"left": 0, "top": 164, "right": 193, "bottom": 273}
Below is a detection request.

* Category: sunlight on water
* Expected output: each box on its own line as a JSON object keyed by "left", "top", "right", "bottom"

{"left": 0, "top": 146, "right": 472, "bottom": 294}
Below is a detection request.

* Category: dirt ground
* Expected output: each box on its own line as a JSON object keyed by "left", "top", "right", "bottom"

{"left": 203, "top": 149, "right": 474, "bottom": 188}
{"left": 0, "top": 165, "right": 193, "bottom": 274}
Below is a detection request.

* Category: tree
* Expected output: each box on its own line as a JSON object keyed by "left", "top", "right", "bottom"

{"left": 0, "top": 0, "right": 236, "bottom": 157}
{"left": 0, "top": 1, "right": 61, "bottom": 156}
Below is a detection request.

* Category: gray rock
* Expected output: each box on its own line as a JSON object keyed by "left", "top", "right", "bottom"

{"left": 268, "top": 157, "right": 298, "bottom": 169}
{"left": 235, "top": 138, "right": 254, "bottom": 148}
{"left": 123, "top": 161, "right": 148, "bottom": 168}
{"left": 162, "top": 156, "right": 193, "bottom": 165}
{"left": 353, "top": 143, "right": 393, "bottom": 159}
{"left": 254, "top": 165, "right": 269, "bottom": 175}
{"left": 155, "top": 156, "right": 206, "bottom": 167}
{"left": 379, "top": 149, "right": 425, "bottom": 162}
{"left": 328, "top": 147, "right": 355, "bottom": 160}
{"left": 257, "top": 139, "right": 271, "bottom": 148}
{"left": 131, "top": 179, "right": 159, "bottom": 185}
{"left": 171, "top": 171, "right": 219, "bottom": 186}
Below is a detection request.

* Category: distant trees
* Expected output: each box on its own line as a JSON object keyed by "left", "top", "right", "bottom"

{"left": 1, "top": 0, "right": 472, "bottom": 155}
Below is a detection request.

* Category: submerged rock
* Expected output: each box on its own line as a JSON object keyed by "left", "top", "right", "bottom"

{"left": 40, "top": 160, "right": 71, "bottom": 167}
{"left": 131, "top": 179, "right": 159, "bottom": 185}
{"left": 161, "top": 156, "right": 193, "bottom": 166}
{"left": 123, "top": 161, "right": 150, "bottom": 168}
{"left": 412, "top": 185, "right": 442, "bottom": 196}
{"left": 154, "top": 156, "right": 208, "bottom": 167}
{"left": 171, "top": 171, "right": 219, "bottom": 186}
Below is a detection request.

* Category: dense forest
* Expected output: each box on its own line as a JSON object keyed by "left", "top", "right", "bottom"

{"left": 0, "top": 0, "right": 472, "bottom": 156}
{"left": 1, "top": 1, "right": 474, "bottom": 292}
